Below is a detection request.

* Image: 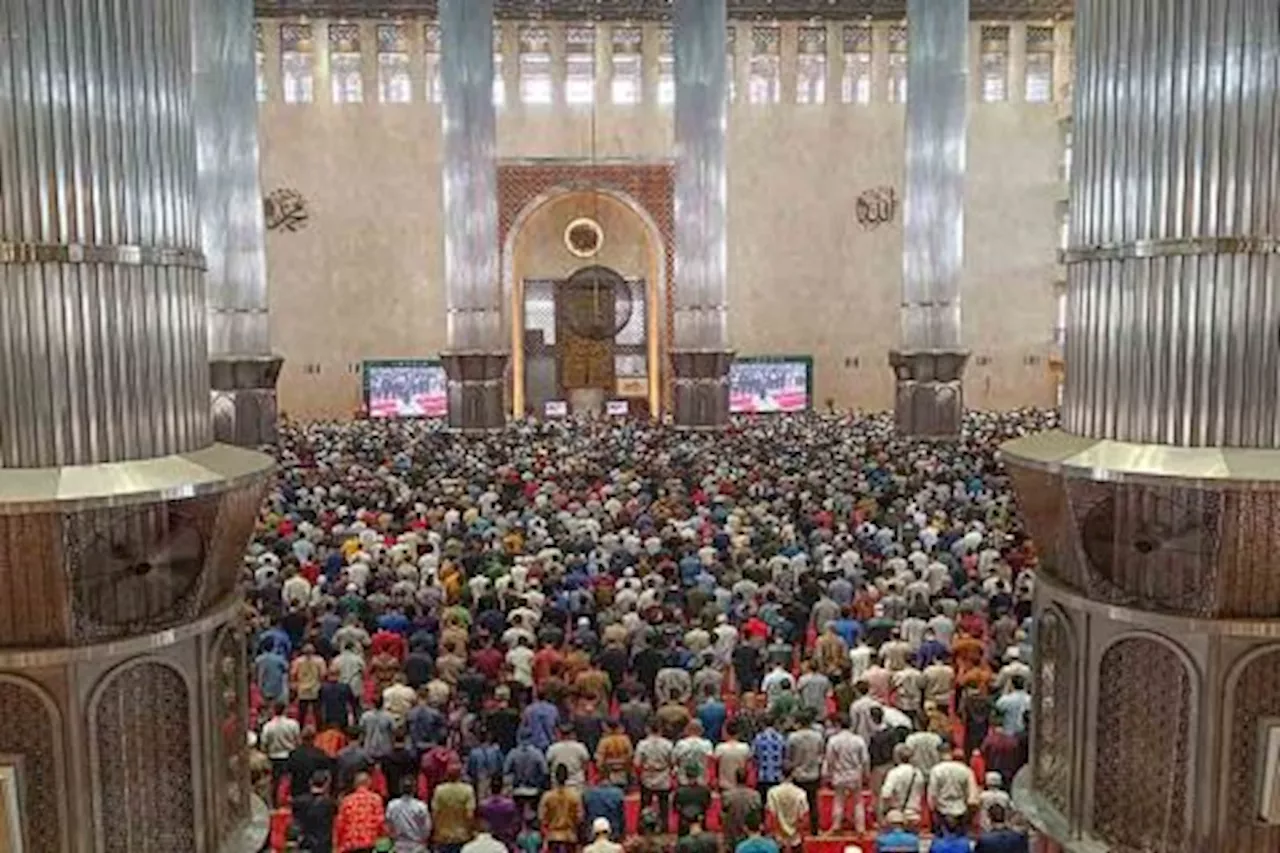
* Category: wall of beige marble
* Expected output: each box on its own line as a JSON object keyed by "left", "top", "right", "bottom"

{"left": 257, "top": 18, "right": 1072, "bottom": 420}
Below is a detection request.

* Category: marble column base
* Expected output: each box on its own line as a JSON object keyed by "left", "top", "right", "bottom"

{"left": 888, "top": 349, "right": 968, "bottom": 439}
{"left": 671, "top": 349, "right": 734, "bottom": 429}
{"left": 441, "top": 351, "right": 508, "bottom": 432}
{"left": 210, "top": 354, "right": 284, "bottom": 447}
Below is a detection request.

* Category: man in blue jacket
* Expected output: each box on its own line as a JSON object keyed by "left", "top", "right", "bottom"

{"left": 975, "top": 805, "right": 1030, "bottom": 853}
{"left": 930, "top": 816, "right": 975, "bottom": 853}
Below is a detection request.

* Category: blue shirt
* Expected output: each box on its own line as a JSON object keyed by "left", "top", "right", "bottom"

{"left": 875, "top": 829, "right": 921, "bottom": 852}
{"left": 975, "top": 829, "right": 1030, "bottom": 853}
{"left": 697, "top": 699, "right": 727, "bottom": 743}
{"left": 467, "top": 743, "right": 504, "bottom": 783}
{"left": 582, "top": 785, "right": 626, "bottom": 838}
{"left": 407, "top": 704, "right": 446, "bottom": 750}
{"left": 831, "top": 618, "right": 863, "bottom": 648}
{"left": 377, "top": 612, "right": 411, "bottom": 635}
{"left": 915, "top": 639, "right": 949, "bottom": 668}
{"left": 929, "top": 834, "right": 971, "bottom": 853}
{"left": 520, "top": 701, "right": 559, "bottom": 752}
{"left": 735, "top": 838, "right": 780, "bottom": 853}
{"left": 254, "top": 652, "right": 289, "bottom": 700}
{"left": 751, "top": 728, "right": 787, "bottom": 783}
{"left": 504, "top": 744, "right": 548, "bottom": 795}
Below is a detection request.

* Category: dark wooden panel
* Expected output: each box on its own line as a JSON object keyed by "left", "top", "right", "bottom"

{"left": 0, "top": 514, "right": 69, "bottom": 647}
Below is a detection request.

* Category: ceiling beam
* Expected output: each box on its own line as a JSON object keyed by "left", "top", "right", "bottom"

{"left": 254, "top": 0, "right": 1073, "bottom": 22}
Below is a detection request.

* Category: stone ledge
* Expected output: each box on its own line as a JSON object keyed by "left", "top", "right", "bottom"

{"left": 0, "top": 443, "right": 276, "bottom": 514}
{"left": 1001, "top": 429, "right": 1280, "bottom": 489}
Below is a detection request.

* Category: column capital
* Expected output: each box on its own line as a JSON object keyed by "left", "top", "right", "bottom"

{"left": 440, "top": 351, "right": 509, "bottom": 432}
{"left": 671, "top": 348, "right": 734, "bottom": 429}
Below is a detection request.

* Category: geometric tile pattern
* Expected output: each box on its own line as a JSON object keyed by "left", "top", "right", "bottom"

{"left": 96, "top": 663, "right": 196, "bottom": 853}
{"left": 1094, "top": 638, "right": 1191, "bottom": 853}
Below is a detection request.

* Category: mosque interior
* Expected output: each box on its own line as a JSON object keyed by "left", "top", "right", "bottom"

{"left": 1, "top": 0, "right": 1279, "bottom": 852}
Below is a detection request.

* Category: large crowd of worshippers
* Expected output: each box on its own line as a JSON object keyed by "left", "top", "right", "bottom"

{"left": 246, "top": 410, "right": 1056, "bottom": 853}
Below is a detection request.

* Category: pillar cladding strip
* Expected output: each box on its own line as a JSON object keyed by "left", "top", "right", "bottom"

{"left": 440, "top": 0, "right": 503, "bottom": 354}
{"left": 672, "top": 0, "right": 729, "bottom": 352}
{"left": 0, "top": 242, "right": 207, "bottom": 269}
{"left": 899, "top": 0, "right": 968, "bottom": 352}
{"left": 1063, "top": 236, "right": 1280, "bottom": 264}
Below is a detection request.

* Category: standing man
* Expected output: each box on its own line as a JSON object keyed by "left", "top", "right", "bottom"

{"left": 720, "top": 768, "right": 762, "bottom": 853}
{"left": 261, "top": 702, "right": 301, "bottom": 803}
{"left": 765, "top": 770, "right": 810, "bottom": 852}
{"left": 822, "top": 715, "right": 870, "bottom": 834}
{"left": 539, "top": 765, "right": 585, "bottom": 853}
{"left": 385, "top": 776, "right": 432, "bottom": 853}
{"left": 751, "top": 714, "right": 788, "bottom": 803}
{"left": 431, "top": 764, "right": 477, "bottom": 853}
{"left": 291, "top": 643, "right": 328, "bottom": 727}
{"left": 635, "top": 720, "right": 675, "bottom": 831}
{"left": 334, "top": 771, "right": 385, "bottom": 853}
{"left": 927, "top": 747, "right": 980, "bottom": 834}
{"left": 785, "top": 708, "right": 825, "bottom": 836}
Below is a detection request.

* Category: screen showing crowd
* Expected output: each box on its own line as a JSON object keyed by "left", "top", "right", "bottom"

{"left": 729, "top": 359, "right": 811, "bottom": 414}
{"left": 365, "top": 363, "right": 448, "bottom": 419}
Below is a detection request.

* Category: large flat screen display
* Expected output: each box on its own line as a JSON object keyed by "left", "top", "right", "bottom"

{"left": 364, "top": 360, "right": 448, "bottom": 419}
{"left": 729, "top": 357, "right": 813, "bottom": 414}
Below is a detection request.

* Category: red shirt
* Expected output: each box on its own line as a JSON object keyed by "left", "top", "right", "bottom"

{"left": 472, "top": 647, "right": 505, "bottom": 680}
{"left": 743, "top": 617, "right": 769, "bottom": 642}
{"left": 533, "top": 647, "right": 564, "bottom": 684}
{"left": 334, "top": 787, "right": 384, "bottom": 852}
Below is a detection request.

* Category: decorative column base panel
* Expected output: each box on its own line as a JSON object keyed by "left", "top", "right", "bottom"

{"left": 671, "top": 349, "right": 734, "bottom": 429}
{"left": 210, "top": 355, "right": 283, "bottom": 447}
{"left": 441, "top": 351, "right": 508, "bottom": 432}
{"left": 888, "top": 350, "right": 969, "bottom": 439}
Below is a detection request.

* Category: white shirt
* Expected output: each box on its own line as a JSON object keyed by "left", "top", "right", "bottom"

{"left": 880, "top": 763, "right": 926, "bottom": 817}
{"left": 849, "top": 645, "right": 873, "bottom": 681}
{"left": 260, "top": 715, "right": 301, "bottom": 760}
{"left": 928, "top": 760, "right": 979, "bottom": 818}
{"left": 713, "top": 740, "right": 752, "bottom": 790}
{"left": 905, "top": 731, "right": 944, "bottom": 774}
{"left": 282, "top": 575, "right": 312, "bottom": 607}
{"left": 822, "top": 730, "right": 870, "bottom": 787}
{"left": 506, "top": 646, "right": 535, "bottom": 686}
{"left": 461, "top": 833, "right": 507, "bottom": 853}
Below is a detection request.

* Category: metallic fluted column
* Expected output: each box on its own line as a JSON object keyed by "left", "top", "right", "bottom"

{"left": 440, "top": 0, "right": 506, "bottom": 431}
{"left": 1004, "top": 3, "right": 1280, "bottom": 851}
{"left": 671, "top": 0, "right": 733, "bottom": 428}
{"left": 0, "top": 0, "right": 210, "bottom": 467}
{"left": 0, "top": 2, "right": 273, "bottom": 850}
{"left": 1062, "top": 0, "right": 1280, "bottom": 448}
{"left": 889, "top": 0, "right": 969, "bottom": 439}
{"left": 194, "top": 0, "right": 282, "bottom": 447}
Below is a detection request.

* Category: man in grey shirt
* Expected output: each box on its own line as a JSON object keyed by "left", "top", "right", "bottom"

{"left": 545, "top": 723, "right": 592, "bottom": 787}
{"left": 386, "top": 775, "right": 432, "bottom": 853}
{"left": 796, "top": 662, "right": 831, "bottom": 717}
{"left": 359, "top": 698, "right": 396, "bottom": 760}
{"left": 655, "top": 665, "right": 692, "bottom": 706}
{"left": 786, "top": 708, "right": 826, "bottom": 836}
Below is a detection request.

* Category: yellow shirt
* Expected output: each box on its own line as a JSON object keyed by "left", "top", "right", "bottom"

{"left": 539, "top": 787, "right": 585, "bottom": 843}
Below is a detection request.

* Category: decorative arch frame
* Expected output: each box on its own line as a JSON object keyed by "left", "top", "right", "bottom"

{"left": 204, "top": 623, "right": 251, "bottom": 845}
{"left": 1032, "top": 603, "right": 1079, "bottom": 822}
{"left": 1088, "top": 630, "right": 1201, "bottom": 850}
{"left": 498, "top": 162, "right": 675, "bottom": 417}
{"left": 87, "top": 656, "right": 200, "bottom": 853}
{"left": 0, "top": 673, "right": 69, "bottom": 853}
{"left": 1216, "top": 642, "right": 1280, "bottom": 848}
